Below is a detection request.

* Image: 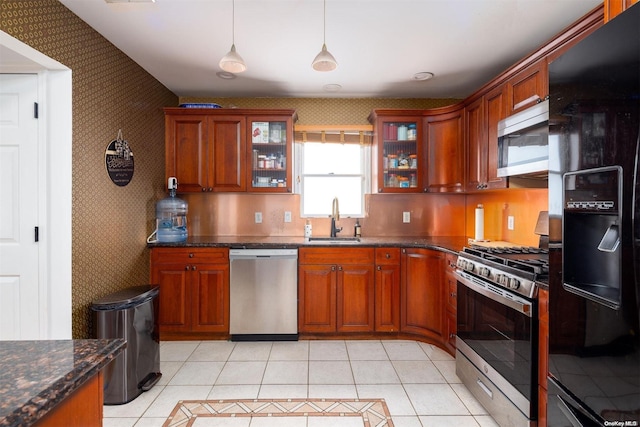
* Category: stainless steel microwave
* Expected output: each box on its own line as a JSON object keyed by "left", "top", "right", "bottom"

{"left": 497, "top": 99, "right": 549, "bottom": 177}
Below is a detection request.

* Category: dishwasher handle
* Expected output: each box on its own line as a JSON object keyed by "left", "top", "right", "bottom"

{"left": 229, "top": 248, "right": 298, "bottom": 259}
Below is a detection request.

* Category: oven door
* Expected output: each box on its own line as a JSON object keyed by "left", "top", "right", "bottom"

{"left": 456, "top": 270, "right": 536, "bottom": 415}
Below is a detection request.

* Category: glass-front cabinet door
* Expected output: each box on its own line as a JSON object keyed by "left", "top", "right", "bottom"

{"left": 247, "top": 114, "right": 295, "bottom": 193}
{"left": 369, "top": 111, "right": 423, "bottom": 193}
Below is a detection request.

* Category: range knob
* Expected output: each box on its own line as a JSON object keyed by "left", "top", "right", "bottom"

{"left": 478, "top": 267, "right": 490, "bottom": 277}
{"left": 465, "top": 261, "right": 475, "bottom": 273}
{"left": 496, "top": 274, "right": 508, "bottom": 286}
{"left": 508, "top": 277, "right": 521, "bottom": 289}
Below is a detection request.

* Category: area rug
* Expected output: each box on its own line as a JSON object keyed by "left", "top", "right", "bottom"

{"left": 163, "top": 398, "right": 394, "bottom": 426}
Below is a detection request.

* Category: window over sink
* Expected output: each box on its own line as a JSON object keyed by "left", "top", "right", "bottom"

{"left": 294, "top": 126, "right": 372, "bottom": 218}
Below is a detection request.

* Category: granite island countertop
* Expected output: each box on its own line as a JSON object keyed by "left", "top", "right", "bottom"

{"left": 0, "top": 339, "right": 125, "bottom": 427}
{"left": 148, "top": 235, "right": 469, "bottom": 255}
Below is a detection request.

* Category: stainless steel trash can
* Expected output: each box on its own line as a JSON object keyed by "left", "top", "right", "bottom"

{"left": 91, "top": 285, "right": 162, "bottom": 405}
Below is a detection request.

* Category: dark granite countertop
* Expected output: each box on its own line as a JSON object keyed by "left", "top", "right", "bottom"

{"left": 0, "top": 339, "right": 126, "bottom": 427}
{"left": 148, "top": 235, "right": 469, "bottom": 255}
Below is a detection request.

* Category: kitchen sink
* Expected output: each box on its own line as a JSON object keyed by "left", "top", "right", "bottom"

{"left": 306, "top": 237, "right": 361, "bottom": 244}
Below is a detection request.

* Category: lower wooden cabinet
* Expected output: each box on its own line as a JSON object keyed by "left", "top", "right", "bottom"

{"left": 150, "top": 248, "right": 229, "bottom": 338}
{"left": 298, "top": 248, "right": 375, "bottom": 334}
{"left": 400, "top": 248, "right": 444, "bottom": 341}
{"left": 374, "top": 247, "right": 401, "bottom": 332}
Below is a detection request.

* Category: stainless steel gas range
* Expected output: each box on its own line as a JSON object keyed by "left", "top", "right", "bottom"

{"left": 455, "top": 245, "right": 548, "bottom": 427}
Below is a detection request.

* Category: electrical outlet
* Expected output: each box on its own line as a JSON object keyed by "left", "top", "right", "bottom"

{"left": 403, "top": 211, "right": 411, "bottom": 223}
{"left": 284, "top": 211, "right": 292, "bottom": 223}
{"left": 508, "top": 215, "right": 515, "bottom": 230}
{"left": 255, "top": 212, "right": 263, "bottom": 224}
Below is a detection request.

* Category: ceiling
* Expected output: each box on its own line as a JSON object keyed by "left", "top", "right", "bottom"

{"left": 57, "top": 0, "right": 602, "bottom": 99}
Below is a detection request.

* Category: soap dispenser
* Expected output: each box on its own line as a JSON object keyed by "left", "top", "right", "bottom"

{"left": 354, "top": 219, "right": 362, "bottom": 238}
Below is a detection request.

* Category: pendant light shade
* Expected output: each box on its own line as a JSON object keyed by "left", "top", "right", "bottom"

{"left": 312, "top": 0, "right": 337, "bottom": 72}
{"left": 219, "top": 0, "right": 246, "bottom": 73}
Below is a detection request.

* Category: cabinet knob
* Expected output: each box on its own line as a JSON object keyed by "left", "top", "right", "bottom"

{"left": 451, "top": 292, "right": 457, "bottom": 297}
{"left": 189, "top": 253, "right": 194, "bottom": 258}
{"left": 192, "top": 265, "right": 197, "bottom": 270}
{"left": 450, "top": 333, "right": 456, "bottom": 339}
{"left": 331, "top": 266, "right": 336, "bottom": 271}
{"left": 377, "top": 266, "right": 382, "bottom": 271}
{"left": 185, "top": 266, "right": 191, "bottom": 271}
{"left": 385, "top": 253, "right": 391, "bottom": 259}
{"left": 338, "top": 266, "right": 343, "bottom": 271}
{"left": 208, "top": 187, "right": 213, "bottom": 192}
{"left": 201, "top": 188, "right": 206, "bottom": 192}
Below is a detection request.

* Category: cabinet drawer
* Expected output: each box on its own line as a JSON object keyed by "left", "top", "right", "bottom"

{"left": 299, "top": 247, "right": 374, "bottom": 265}
{"left": 375, "top": 247, "right": 401, "bottom": 265}
{"left": 151, "top": 247, "right": 229, "bottom": 264}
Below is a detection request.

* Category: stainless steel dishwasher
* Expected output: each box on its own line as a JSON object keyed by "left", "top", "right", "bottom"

{"left": 229, "top": 248, "right": 298, "bottom": 341}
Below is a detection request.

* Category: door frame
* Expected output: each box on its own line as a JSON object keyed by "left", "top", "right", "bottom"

{"left": 1, "top": 30, "right": 72, "bottom": 339}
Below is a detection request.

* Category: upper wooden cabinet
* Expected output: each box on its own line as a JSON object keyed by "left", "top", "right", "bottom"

{"left": 164, "top": 108, "right": 296, "bottom": 193}
{"left": 465, "top": 85, "right": 508, "bottom": 191}
{"left": 424, "top": 107, "right": 465, "bottom": 193}
{"left": 605, "top": 0, "right": 638, "bottom": 22}
{"left": 369, "top": 107, "right": 465, "bottom": 193}
{"left": 506, "top": 59, "right": 548, "bottom": 115}
{"left": 368, "top": 110, "right": 423, "bottom": 193}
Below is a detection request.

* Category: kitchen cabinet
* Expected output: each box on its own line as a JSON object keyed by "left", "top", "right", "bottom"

{"left": 424, "top": 107, "right": 465, "bottom": 193}
{"left": 150, "top": 248, "right": 229, "bottom": 338}
{"left": 374, "top": 247, "right": 401, "bottom": 332}
{"left": 538, "top": 287, "right": 549, "bottom": 425}
{"left": 164, "top": 108, "right": 296, "bottom": 193}
{"left": 506, "top": 59, "right": 548, "bottom": 114}
{"left": 298, "top": 248, "right": 375, "bottom": 334}
{"left": 165, "top": 110, "right": 246, "bottom": 192}
{"left": 465, "top": 85, "right": 508, "bottom": 191}
{"left": 368, "top": 110, "right": 423, "bottom": 193}
{"left": 442, "top": 253, "right": 458, "bottom": 354}
{"left": 247, "top": 114, "right": 295, "bottom": 192}
{"left": 605, "top": 0, "right": 638, "bottom": 22}
{"left": 400, "top": 248, "right": 443, "bottom": 341}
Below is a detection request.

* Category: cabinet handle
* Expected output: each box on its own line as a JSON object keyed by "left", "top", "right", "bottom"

{"left": 189, "top": 253, "right": 194, "bottom": 258}
{"left": 192, "top": 265, "right": 197, "bottom": 270}
{"left": 331, "top": 266, "right": 336, "bottom": 271}
{"left": 377, "top": 266, "right": 382, "bottom": 271}
{"left": 450, "top": 333, "right": 456, "bottom": 339}
{"left": 208, "top": 187, "right": 213, "bottom": 192}
{"left": 185, "top": 266, "right": 191, "bottom": 271}
{"left": 201, "top": 188, "right": 206, "bottom": 192}
{"left": 451, "top": 292, "right": 457, "bottom": 297}
{"left": 338, "top": 266, "right": 343, "bottom": 271}
{"left": 385, "top": 253, "right": 391, "bottom": 259}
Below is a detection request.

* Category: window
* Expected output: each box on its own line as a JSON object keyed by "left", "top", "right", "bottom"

{"left": 299, "top": 142, "right": 368, "bottom": 217}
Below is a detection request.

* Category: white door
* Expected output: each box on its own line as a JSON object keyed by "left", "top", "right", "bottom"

{"left": 0, "top": 74, "right": 40, "bottom": 340}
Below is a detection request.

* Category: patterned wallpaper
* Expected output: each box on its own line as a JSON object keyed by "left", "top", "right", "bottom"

{"left": 179, "top": 97, "right": 461, "bottom": 125}
{"left": 1, "top": 0, "right": 178, "bottom": 338}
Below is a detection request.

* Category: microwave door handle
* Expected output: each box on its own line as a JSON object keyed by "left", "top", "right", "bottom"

{"left": 597, "top": 224, "right": 620, "bottom": 252}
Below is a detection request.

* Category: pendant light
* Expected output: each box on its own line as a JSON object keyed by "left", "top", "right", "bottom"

{"left": 219, "top": 0, "right": 246, "bottom": 73}
{"left": 312, "top": 0, "right": 338, "bottom": 72}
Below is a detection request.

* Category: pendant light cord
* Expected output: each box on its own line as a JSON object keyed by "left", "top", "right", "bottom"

{"left": 323, "top": 0, "right": 326, "bottom": 44}
{"left": 232, "top": 0, "right": 236, "bottom": 45}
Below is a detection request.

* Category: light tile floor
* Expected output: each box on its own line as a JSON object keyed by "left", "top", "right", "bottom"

{"left": 103, "top": 339, "right": 498, "bottom": 427}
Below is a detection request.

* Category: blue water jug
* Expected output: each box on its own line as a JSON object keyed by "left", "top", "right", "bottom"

{"left": 155, "top": 177, "right": 188, "bottom": 243}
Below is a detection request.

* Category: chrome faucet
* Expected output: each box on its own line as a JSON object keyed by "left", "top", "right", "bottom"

{"left": 330, "top": 197, "right": 342, "bottom": 237}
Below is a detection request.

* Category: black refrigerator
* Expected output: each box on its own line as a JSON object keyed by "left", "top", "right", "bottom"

{"left": 547, "top": 4, "right": 640, "bottom": 426}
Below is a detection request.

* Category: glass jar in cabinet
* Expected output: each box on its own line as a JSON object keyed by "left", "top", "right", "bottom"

{"left": 369, "top": 111, "right": 423, "bottom": 193}
{"left": 247, "top": 113, "right": 295, "bottom": 193}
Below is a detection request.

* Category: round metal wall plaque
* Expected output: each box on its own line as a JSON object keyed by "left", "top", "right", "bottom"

{"left": 105, "top": 136, "right": 134, "bottom": 186}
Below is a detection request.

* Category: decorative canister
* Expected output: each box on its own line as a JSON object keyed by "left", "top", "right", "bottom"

{"left": 397, "top": 125, "right": 408, "bottom": 140}
{"left": 409, "top": 154, "right": 418, "bottom": 169}
{"left": 388, "top": 155, "right": 398, "bottom": 169}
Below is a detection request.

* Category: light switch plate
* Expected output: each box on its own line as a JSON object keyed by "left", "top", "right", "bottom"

{"left": 255, "top": 212, "right": 263, "bottom": 223}
{"left": 403, "top": 212, "right": 411, "bottom": 223}
{"left": 508, "top": 215, "right": 515, "bottom": 230}
{"left": 284, "top": 211, "right": 292, "bottom": 223}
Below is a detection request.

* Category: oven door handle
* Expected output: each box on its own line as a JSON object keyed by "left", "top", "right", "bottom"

{"left": 456, "top": 271, "right": 532, "bottom": 317}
